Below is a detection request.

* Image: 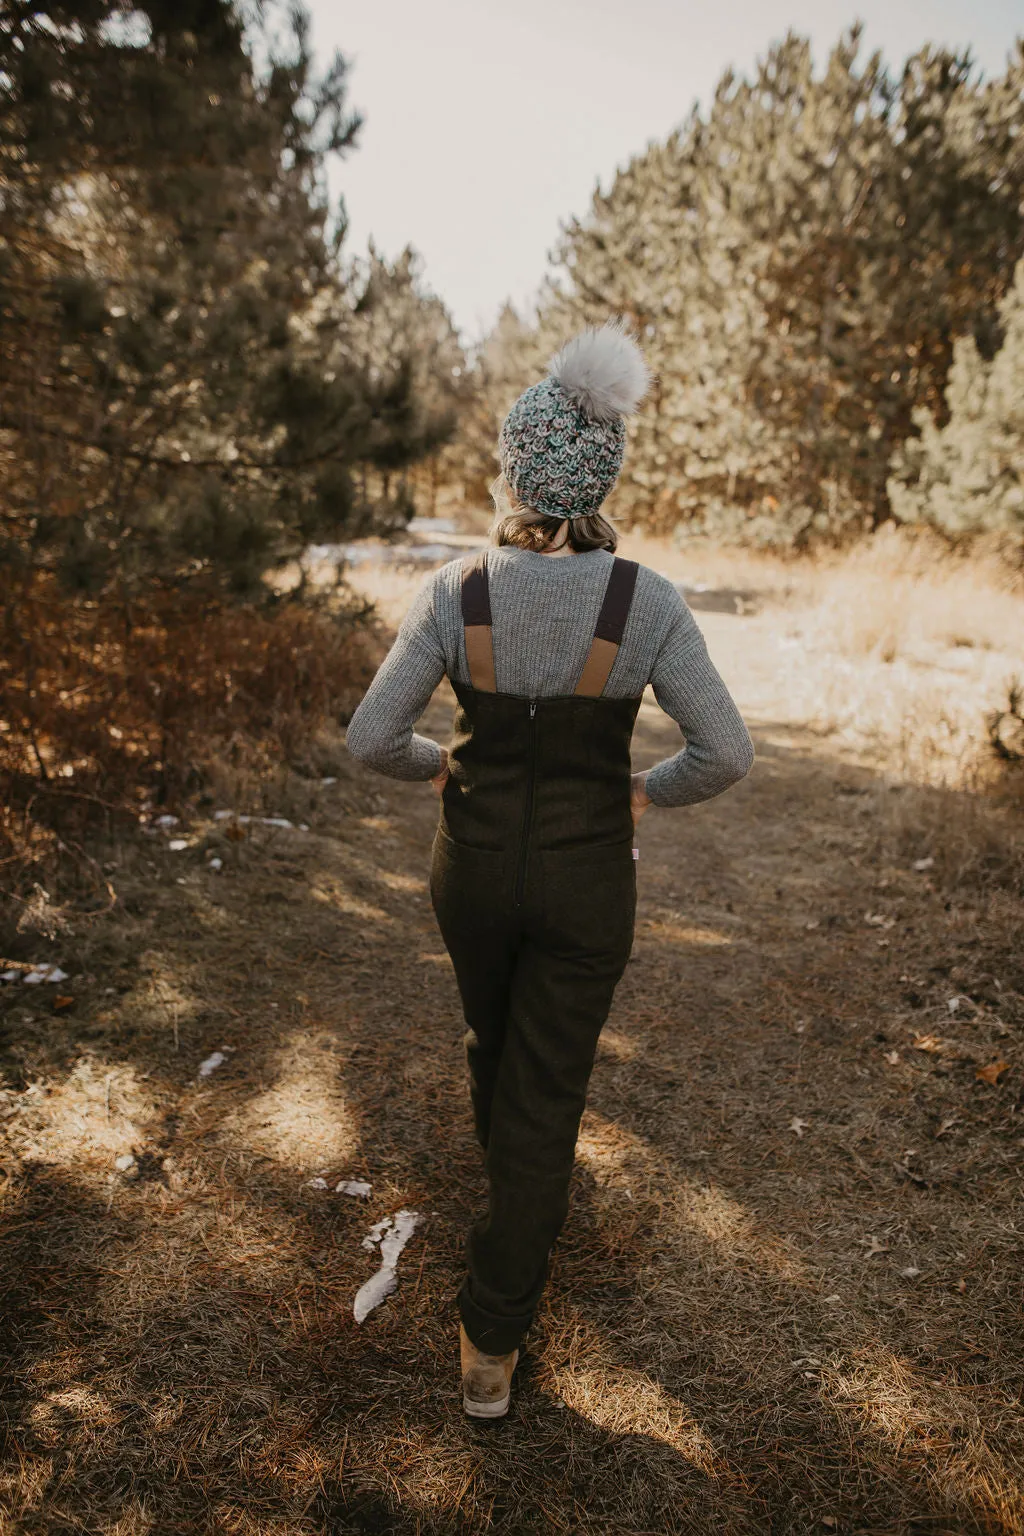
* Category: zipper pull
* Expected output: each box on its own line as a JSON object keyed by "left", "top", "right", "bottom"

{"left": 529, "top": 700, "right": 537, "bottom": 718}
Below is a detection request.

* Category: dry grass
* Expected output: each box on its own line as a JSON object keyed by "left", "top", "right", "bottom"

{"left": 786, "top": 532, "right": 1023, "bottom": 666}
{"left": 2, "top": 533, "right": 1024, "bottom": 1534}
{"left": 620, "top": 526, "right": 1024, "bottom": 897}
{"left": 0, "top": 577, "right": 381, "bottom": 932}
{"left": 618, "top": 526, "right": 1024, "bottom": 666}
{"left": 343, "top": 562, "right": 437, "bottom": 631}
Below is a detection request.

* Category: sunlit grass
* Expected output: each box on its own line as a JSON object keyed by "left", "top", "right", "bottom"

{"left": 222, "top": 1029, "right": 359, "bottom": 1172}
{"left": 621, "top": 524, "right": 1023, "bottom": 795}
{"left": 8, "top": 1057, "right": 157, "bottom": 1173}
{"left": 576, "top": 1114, "right": 808, "bottom": 1284}
{"left": 540, "top": 1315, "right": 726, "bottom": 1474}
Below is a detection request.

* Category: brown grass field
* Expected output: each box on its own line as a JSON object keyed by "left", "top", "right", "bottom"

{"left": 1, "top": 531, "right": 1023, "bottom": 1535}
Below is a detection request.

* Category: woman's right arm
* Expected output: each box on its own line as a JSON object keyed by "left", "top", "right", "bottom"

{"left": 345, "top": 573, "right": 448, "bottom": 781}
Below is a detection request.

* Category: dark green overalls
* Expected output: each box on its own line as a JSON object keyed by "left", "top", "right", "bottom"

{"left": 430, "top": 553, "right": 642, "bottom": 1354}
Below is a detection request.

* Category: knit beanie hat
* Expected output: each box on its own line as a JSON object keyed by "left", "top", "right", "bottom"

{"left": 498, "top": 321, "right": 651, "bottom": 520}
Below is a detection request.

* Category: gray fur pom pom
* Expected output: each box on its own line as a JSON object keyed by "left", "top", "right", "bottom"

{"left": 548, "top": 320, "right": 651, "bottom": 423}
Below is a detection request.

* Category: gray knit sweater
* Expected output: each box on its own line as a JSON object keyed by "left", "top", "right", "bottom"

{"left": 345, "top": 546, "right": 754, "bottom": 807}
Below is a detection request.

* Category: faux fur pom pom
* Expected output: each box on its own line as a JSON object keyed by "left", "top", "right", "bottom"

{"left": 548, "top": 321, "right": 651, "bottom": 423}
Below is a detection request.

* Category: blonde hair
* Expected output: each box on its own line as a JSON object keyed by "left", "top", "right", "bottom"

{"left": 488, "top": 474, "right": 618, "bottom": 554}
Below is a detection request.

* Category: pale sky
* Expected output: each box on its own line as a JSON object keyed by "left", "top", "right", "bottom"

{"left": 306, "top": 0, "right": 1022, "bottom": 343}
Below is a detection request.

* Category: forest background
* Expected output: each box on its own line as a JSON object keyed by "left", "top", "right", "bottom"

{"left": 2, "top": 0, "right": 1023, "bottom": 917}
{"left": 4, "top": 8, "right": 1024, "bottom": 1532}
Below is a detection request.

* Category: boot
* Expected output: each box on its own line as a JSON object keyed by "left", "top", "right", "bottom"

{"left": 459, "top": 1323, "right": 518, "bottom": 1419}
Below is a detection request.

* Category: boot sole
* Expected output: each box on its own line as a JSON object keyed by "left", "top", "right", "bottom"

{"left": 463, "top": 1388, "right": 510, "bottom": 1419}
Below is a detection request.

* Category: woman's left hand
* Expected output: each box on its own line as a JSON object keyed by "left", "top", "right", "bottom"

{"left": 430, "top": 748, "right": 450, "bottom": 797}
{"left": 630, "top": 771, "right": 651, "bottom": 825}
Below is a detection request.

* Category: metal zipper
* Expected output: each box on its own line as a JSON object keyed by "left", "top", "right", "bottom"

{"left": 514, "top": 700, "right": 538, "bottom": 906}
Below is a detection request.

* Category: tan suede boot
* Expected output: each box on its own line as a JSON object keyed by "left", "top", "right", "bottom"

{"left": 460, "top": 1324, "right": 519, "bottom": 1419}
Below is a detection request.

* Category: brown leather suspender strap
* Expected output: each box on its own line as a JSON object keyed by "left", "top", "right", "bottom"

{"left": 462, "top": 552, "right": 638, "bottom": 697}
{"left": 461, "top": 555, "right": 497, "bottom": 692}
{"left": 574, "top": 557, "right": 640, "bottom": 697}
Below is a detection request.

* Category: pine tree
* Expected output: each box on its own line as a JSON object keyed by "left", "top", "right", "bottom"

{"left": 0, "top": 1, "right": 463, "bottom": 598}
{"left": 444, "top": 304, "right": 547, "bottom": 510}
{"left": 0, "top": 0, "right": 468, "bottom": 849}
{"left": 529, "top": 30, "right": 1024, "bottom": 545}
{"left": 888, "top": 256, "right": 1024, "bottom": 544}
{"left": 343, "top": 247, "right": 467, "bottom": 526}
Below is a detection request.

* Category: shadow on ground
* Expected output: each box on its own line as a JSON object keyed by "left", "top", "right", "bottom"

{"left": 1, "top": 688, "right": 1022, "bottom": 1535}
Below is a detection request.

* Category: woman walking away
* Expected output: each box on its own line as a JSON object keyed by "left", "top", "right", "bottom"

{"left": 346, "top": 322, "right": 754, "bottom": 1419}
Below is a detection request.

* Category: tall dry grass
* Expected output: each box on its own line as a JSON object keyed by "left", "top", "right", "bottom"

{"left": 621, "top": 525, "right": 1024, "bottom": 900}
{"left": 342, "top": 561, "right": 433, "bottom": 630}
{"left": 783, "top": 528, "right": 1023, "bottom": 666}
{"left": 622, "top": 527, "right": 1022, "bottom": 781}
{"left": 622, "top": 525, "right": 1024, "bottom": 666}
{"left": 0, "top": 577, "right": 382, "bottom": 931}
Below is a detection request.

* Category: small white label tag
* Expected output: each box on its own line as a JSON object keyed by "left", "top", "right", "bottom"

{"left": 632, "top": 846, "right": 639, "bottom": 861}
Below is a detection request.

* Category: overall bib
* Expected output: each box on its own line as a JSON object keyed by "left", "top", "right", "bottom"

{"left": 430, "top": 553, "right": 642, "bottom": 1353}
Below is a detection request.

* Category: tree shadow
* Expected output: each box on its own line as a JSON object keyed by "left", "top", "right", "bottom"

{"left": 1, "top": 704, "right": 1021, "bottom": 1533}
{"left": 0, "top": 1162, "right": 761, "bottom": 1534}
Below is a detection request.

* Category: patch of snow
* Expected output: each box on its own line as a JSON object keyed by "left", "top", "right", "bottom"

{"left": 361, "top": 1218, "right": 391, "bottom": 1251}
{"left": 212, "top": 811, "right": 293, "bottom": 829}
{"left": 912, "top": 857, "right": 935, "bottom": 872}
{"left": 408, "top": 517, "right": 456, "bottom": 536}
{"left": 155, "top": 815, "right": 179, "bottom": 828}
{"left": 305, "top": 1176, "right": 371, "bottom": 1198}
{"left": 24, "top": 965, "right": 69, "bottom": 984}
{"left": 354, "top": 1209, "right": 422, "bottom": 1324}
{"left": 114, "top": 1153, "right": 136, "bottom": 1173}
{"left": 168, "top": 839, "right": 188, "bottom": 851}
{"left": 208, "top": 857, "right": 223, "bottom": 872}
{"left": 198, "top": 1050, "right": 228, "bottom": 1078}
{"left": 320, "top": 776, "right": 338, "bottom": 786}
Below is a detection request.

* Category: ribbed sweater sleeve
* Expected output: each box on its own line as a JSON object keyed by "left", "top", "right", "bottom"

{"left": 345, "top": 575, "right": 445, "bottom": 780}
{"left": 642, "top": 594, "right": 755, "bottom": 807}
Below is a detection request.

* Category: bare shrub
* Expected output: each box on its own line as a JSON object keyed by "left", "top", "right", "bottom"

{"left": 988, "top": 680, "right": 1024, "bottom": 768}
{"left": 0, "top": 574, "right": 381, "bottom": 917}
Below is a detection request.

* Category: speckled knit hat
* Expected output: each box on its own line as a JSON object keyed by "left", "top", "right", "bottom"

{"left": 499, "top": 321, "right": 651, "bottom": 519}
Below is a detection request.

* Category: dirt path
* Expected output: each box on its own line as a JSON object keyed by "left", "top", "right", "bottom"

{"left": 2, "top": 605, "right": 1022, "bottom": 1535}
